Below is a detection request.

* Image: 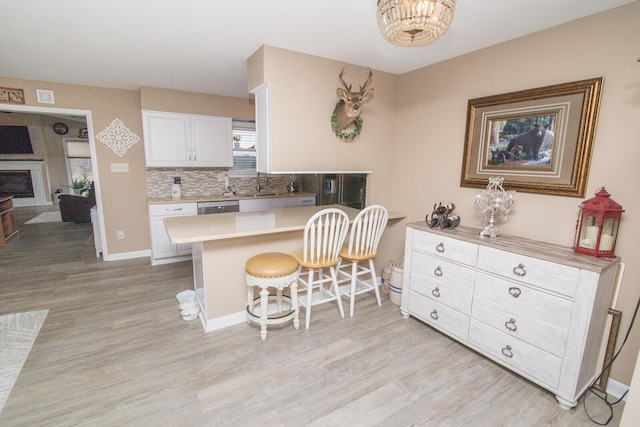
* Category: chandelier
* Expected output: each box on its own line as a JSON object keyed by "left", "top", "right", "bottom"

{"left": 376, "top": 0, "right": 456, "bottom": 47}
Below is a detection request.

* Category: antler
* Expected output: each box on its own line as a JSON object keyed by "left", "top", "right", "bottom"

{"left": 338, "top": 68, "right": 352, "bottom": 92}
{"left": 359, "top": 68, "right": 373, "bottom": 92}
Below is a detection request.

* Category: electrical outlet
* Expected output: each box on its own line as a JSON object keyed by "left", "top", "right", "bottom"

{"left": 217, "top": 172, "right": 226, "bottom": 182}
{"left": 116, "top": 230, "right": 125, "bottom": 239}
{"left": 111, "top": 163, "right": 129, "bottom": 173}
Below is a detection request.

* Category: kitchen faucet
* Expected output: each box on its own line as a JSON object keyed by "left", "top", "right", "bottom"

{"left": 256, "top": 173, "right": 263, "bottom": 194}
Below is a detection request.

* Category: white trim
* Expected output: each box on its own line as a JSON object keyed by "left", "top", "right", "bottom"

{"left": 606, "top": 377, "right": 629, "bottom": 401}
{"left": 202, "top": 310, "right": 247, "bottom": 332}
{"left": 102, "top": 249, "right": 150, "bottom": 262}
{"left": 0, "top": 104, "right": 107, "bottom": 259}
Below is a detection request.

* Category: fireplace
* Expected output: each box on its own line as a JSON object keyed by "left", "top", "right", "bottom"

{"left": 0, "top": 170, "right": 35, "bottom": 198}
{"left": 0, "top": 160, "right": 48, "bottom": 206}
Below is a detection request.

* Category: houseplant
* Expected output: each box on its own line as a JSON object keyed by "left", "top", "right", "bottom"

{"left": 69, "top": 177, "right": 90, "bottom": 196}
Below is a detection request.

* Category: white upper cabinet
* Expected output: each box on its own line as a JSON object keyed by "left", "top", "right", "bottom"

{"left": 143, "top": 110, "right": 233, "bottom": 167}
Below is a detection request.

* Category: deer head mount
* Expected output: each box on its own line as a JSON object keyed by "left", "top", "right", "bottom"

{"left": 331, "top": 68, "right": 374, "bottom": 140}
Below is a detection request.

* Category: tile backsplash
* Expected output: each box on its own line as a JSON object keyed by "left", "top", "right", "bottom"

{"left": 146, "top": 168, "right": 300, "bottom": 198}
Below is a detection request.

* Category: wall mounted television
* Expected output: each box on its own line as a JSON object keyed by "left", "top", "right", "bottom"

{"left": 0, "top": 125, "right": 33, "bottom": 154}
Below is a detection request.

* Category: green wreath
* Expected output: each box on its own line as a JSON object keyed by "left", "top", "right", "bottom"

{"left": 331, "top": 100, "right": 363, "bottom": 141}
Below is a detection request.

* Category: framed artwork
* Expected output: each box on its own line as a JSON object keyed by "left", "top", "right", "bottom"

{"left": 0, "top": 87, "right": 25, "bottom": 104}
{"left": 594, "top": 308, "right": 622, "bottom": 393}
{"left": 460, "top": 78, "right": 603, "bottom": 197}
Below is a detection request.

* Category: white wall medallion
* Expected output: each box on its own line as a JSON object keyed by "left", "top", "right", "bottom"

{"left": 97, "top": 118, "right": 140, "bottom": 157}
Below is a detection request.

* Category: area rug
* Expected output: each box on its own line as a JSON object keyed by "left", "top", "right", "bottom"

{"left": 0, "top": 309, "right": 48, "bottom": 413}
{"left": 25, "top": 211, "right": 62, "bottom": 224}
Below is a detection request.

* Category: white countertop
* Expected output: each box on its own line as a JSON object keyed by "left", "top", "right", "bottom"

{"left": 164, "top": 205, "right": 405, "bottom": 244}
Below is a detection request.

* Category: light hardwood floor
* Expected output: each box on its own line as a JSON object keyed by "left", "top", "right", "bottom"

{"left": 0, "top": 206, "right": 625, "bottom": 426}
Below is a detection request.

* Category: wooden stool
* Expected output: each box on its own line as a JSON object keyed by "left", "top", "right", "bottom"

{"left": 245, "top": 252, "right": 300, "bottom": 341}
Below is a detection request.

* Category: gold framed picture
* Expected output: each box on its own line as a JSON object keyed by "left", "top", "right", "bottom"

{"left": 460, "top": 78, "right": 603, "bottom": 197}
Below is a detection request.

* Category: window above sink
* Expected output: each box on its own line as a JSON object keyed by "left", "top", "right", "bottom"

{"left": 229, "top": 120, "right": 256, "bottom": 178}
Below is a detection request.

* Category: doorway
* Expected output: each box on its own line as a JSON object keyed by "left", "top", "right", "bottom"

{"left": 0, "top": 104, "right": 105, "bottom": 257}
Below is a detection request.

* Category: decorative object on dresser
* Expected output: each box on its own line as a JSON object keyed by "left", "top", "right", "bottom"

{"left": 331, "top": 68, "right": 373, "bottom": 141}
{"left": 460, "top": 78, "right": 603, "bottom": 197}
{"left": 401, "top": 223, "right": 620, "bottom": 409}
{"left": 426, "top": 202, "right": 459, "bottom": 229}
{"left": 474, "top": 176, "right": 515, "bottom": 238}
{"left": 573, "top": 187, "right": 624, "bottom": 257}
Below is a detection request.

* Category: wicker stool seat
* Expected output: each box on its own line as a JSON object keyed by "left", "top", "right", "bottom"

{"left": 246, "top": 252, "right": 300, "bottom": 341}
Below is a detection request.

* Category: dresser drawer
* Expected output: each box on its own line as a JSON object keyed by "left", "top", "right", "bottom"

{"left": 472, "top": 273, "right": 572, "bottom": 357}
{"left": 412, "top": 229, "right": 478, "bottom": 266}
{"left": 408, "top": 290, "right": 469, "bottom": 341}
{"left": 468, "top": 319, "right": 561, "bottom": 389}
{"left": 477, "top": 246, "right": 578, "bottom": 298}
{"left": 409, "top": 251, "right": 474, "bottom": 315}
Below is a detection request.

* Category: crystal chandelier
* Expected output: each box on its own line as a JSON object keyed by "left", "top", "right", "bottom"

{"left": 376, "top": 0, "right": 456, "bottom": 47}
{"left": 474, "top": 177, "right": 516, "bottom": 238}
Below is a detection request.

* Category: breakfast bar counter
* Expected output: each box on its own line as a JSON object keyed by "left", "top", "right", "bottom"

{"left": 164, "top": 205, "right": 404, "bottom": 332}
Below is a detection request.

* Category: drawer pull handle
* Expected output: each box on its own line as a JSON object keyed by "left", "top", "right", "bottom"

{"left": 434, "top": 266, "right": 443, "bottom": 277}
{"left": 430, "top": 310, "right": 439, "bottom": 320}
{"left": 501, "top": 345, "right": 513, "bottom": 358}
{"left": 166, "top": 208, "right": 183, "bottom": 211}
{"left": 505, "top": 318, "right": 518, "bottom": 332}
{"left": 513, "top": 263, "right": 526, "bottom": 276}
{"left": 508, "top": 287, "right": 522, "bottom": 298}
{"left": 432, "top": 287, "right": 440, "bottom": 298}
{"left": 436, "top": 242, "right": 445, "bottom": 253}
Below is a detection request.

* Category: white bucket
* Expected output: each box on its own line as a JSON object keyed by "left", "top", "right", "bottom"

{"left": 389, "top": 263, "right": 404, "bottom": 305}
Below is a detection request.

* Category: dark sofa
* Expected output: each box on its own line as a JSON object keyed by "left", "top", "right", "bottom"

{"left": 59, "top": 182, "right": 96, "bottom": 223}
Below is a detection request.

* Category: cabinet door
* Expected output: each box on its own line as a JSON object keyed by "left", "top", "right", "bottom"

{"left": 251, "top": 83, "right": 271, "bottom": 173}
{"left": 270, "top": 197, "right": 297, "bottom": 208}
{"left": 239, "top": 198, "right": 270, "bottom": 212}
{"left": 143, "top": 111, "right": 191, "bottom": 167}
{"left": 149, "top": 203, "right": 197, "bottom": 263}
{"left": 191, "top": 115, "right": 233, "bottom": 167}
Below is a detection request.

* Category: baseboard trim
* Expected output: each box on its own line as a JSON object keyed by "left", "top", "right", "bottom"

{"left": 103, "top": 249, "right": 151, "bottom": 262}
{"left": 203, "top": 311, "right": 247, "bottom": 332}
{"left": 606, "top": 378, "right": 629, "bottom": 401}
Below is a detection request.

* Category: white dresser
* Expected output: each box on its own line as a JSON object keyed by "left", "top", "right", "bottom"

{"left": 401, "top": 223, "right": 619, "bottom": 409}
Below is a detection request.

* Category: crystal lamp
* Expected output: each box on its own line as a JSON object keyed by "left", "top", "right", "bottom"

{"left": 474, "top": 176, "right": 516, "bottom": 238}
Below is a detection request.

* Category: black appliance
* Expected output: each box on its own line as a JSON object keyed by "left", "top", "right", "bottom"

{"left": 301, "top": 173, "right": 367, "bottom": 209}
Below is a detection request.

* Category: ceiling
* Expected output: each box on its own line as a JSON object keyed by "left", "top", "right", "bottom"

{"left": 0, "top": 0, "right": 635, "bottom": 99}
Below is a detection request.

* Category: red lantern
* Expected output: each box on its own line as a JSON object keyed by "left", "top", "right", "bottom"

{"left": 573, "top": 187, "right": 624, "bottom": 257}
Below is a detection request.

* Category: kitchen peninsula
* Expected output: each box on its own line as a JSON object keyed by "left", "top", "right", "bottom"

{"left": 164, "top": 205, "right": 403, "bottom": 332}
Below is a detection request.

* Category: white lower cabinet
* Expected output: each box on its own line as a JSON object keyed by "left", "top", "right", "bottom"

{"left": 401, "top": 223, "right": 619, "bottom": 410}
{"left": 149, "top": 203, "right": 197, "bottom": 265}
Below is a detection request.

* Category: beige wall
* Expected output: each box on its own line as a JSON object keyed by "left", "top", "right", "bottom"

{"left": 140, "top": 86, "right": 254, "bottom": 119}
{"left": 389, "top": 2, "right": 640, "bottom": 385}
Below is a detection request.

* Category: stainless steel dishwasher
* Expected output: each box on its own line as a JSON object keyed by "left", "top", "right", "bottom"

{"left": 197, "top": 200, "right": 240, "bottom": 215}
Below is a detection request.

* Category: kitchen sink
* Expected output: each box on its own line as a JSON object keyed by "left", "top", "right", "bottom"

{"left": 245, "top": 193, "right": 280, "bottom": 197}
